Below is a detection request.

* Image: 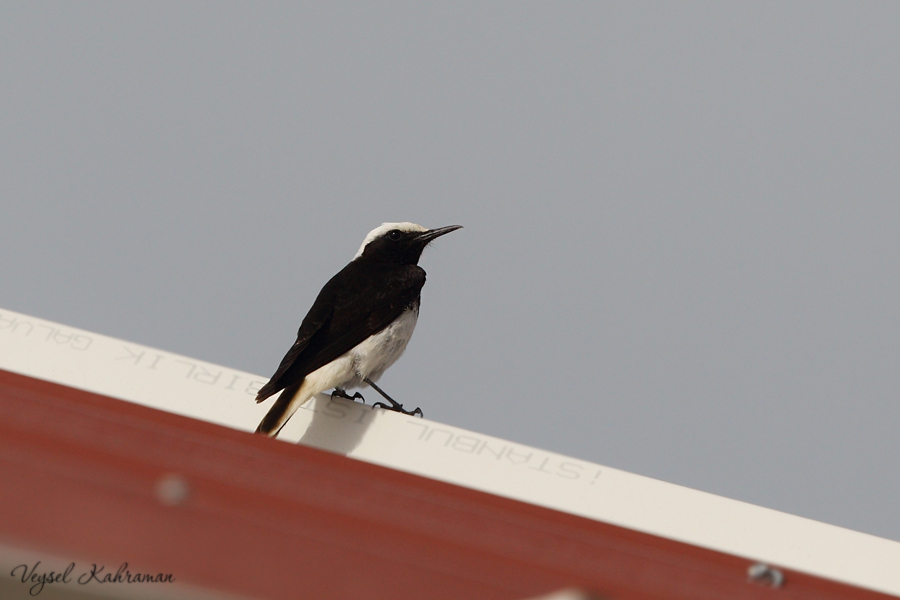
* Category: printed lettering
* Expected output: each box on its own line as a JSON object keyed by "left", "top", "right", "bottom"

{"left": 193, "top": 366, "right": 221, "bottom": 385}
{"left": 224, "top": 373, "right": 241, "bottom": 390}
{"left": 406, "top": 421, "right": 429, "bottom": 439}
{"left": 70, "top": 334, "right": 92, "bottom": 350}
{"left": 556, "top": 462, "right": 583, "bottom": 480}
{"left": 529, "top": 456, "right": 556, "bottom": 475}
{"left": 116, "top": 346, "right": 145, "bottom": 364}
{"left": 477, "top": 440, "right": 507, "bottom": 460}
{"left": 321, "top": 399, "right": 348, "bottom": 419}
{"left": 51, "top": 330, "right": 74, "bottom": 345}
{"left": 451, "top": 435, "right": 480, "bottom": 454}
{"left": 505, "top": 448, "right": 532, "bottom": 465}
{"left": 0, "top": 314, "right": 34, "bottom": 336}
{"left": 174, "top": 360, "right": 196, "bottom": 378}
{"left": 425, "top": 428, "right": 455, "bottom": 447}
{"left": 0, "top": 313, "right": 16, "bottom": 330}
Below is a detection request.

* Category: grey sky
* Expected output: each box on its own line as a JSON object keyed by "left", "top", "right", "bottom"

{"left": 2, "top": 3, "right": 899, "bottom": 542}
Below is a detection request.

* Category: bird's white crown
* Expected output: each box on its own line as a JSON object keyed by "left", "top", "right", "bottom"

{"left": 354, "top": 222, "right": 427, "bottom": 258}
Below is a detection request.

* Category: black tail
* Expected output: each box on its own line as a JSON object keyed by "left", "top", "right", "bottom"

{"left": 255, "top": 381, "right": 302, "bottom": 436}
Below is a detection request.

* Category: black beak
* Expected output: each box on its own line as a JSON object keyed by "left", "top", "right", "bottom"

{"left": 415, "top": 225, "right": 463, "bottom": 245}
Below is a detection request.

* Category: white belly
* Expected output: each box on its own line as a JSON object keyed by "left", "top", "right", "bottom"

{"left": 349, "top": 306, "right": 419, "bottom": 386}
{"left": 301, "top": 306, "right": 419, "bottom": 395}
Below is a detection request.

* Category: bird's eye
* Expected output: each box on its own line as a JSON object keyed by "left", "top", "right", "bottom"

{"left": 388, "top": 230, "right": 402, "bottom": 241}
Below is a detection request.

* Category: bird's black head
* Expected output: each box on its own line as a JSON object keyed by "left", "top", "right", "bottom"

{"left": 355, "top": 222, "right": 462, "bottom": 265}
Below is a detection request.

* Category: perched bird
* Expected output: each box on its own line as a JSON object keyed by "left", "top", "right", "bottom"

{"left": 255, "top": 222, "right": 462, "bottom": 437}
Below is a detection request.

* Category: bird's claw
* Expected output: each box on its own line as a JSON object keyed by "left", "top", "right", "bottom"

{"left": 372, "top": 401, "right": 424, "bottom": 418}
{"left": 331, "top": 388, "right": 366, "bottom": 404}
{"left": 363, "top": 377, "right": 423, "bottom": 417}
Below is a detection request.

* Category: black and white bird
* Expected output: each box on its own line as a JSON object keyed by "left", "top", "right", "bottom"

{"left": 255, "top": 222, "right": 462, "bottom": 437}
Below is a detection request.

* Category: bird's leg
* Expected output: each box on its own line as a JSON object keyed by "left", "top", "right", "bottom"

{"left": 331, "top": 388, "right": 366, "bottom": 403}
{"left": 364, "top": 378, "right": 423, "bottom": 417}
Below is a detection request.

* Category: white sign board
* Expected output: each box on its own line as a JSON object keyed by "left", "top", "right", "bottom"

{"left": 1, "top": 307, "right": 898, "bottom": 595}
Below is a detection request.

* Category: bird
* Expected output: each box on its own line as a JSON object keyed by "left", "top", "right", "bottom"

{"left": 254, "top": 222, "right": 462, "bottom": 437}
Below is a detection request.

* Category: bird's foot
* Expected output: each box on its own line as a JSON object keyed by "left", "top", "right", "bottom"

{"left": 372, "top": 400, "right": 424, "bottom": 418}
{"left": 363, "top": 377, "right": 423, "bottom": 418}
{"left": 331, "top": 388, "right": 365, "bottom": 403}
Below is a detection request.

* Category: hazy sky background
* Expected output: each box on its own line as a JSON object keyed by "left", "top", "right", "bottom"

{"left": 2, "top": 3, "right": 899, "bottom": 542}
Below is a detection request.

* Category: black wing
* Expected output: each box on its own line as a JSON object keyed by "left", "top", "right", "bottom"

{"left": 255, "top": 261, "right": 426, "bottom": 402}
{"left": 254, "top": 280, "right": 334, "bottom": 402}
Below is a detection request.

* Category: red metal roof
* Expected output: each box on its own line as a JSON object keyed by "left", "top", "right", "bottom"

{"left": 0, "top": 369, "right": 891, "bottom": 600}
